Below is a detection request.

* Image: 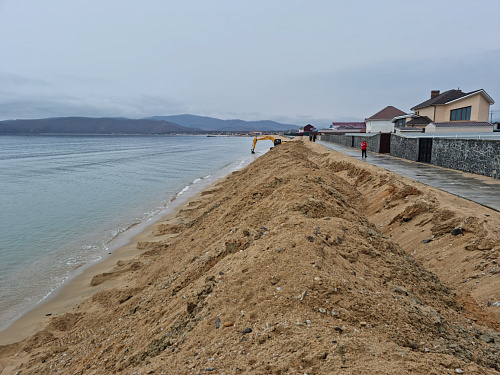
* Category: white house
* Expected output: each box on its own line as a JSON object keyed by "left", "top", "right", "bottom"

{"left": 365, "top": 106, "right": 406, "bottom": 133}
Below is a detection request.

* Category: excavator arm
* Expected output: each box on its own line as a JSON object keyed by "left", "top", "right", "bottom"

{"left": 251, "top": 136, "right": 283, "bottom": 153}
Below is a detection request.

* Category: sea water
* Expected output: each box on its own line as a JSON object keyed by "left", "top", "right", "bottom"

{"left": 0, "top": 134, "right": 267, "bottom": 331}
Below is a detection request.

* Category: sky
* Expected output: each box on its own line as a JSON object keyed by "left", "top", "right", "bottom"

{"left": 1, "top": 0, "right": 499, "bottom": 126}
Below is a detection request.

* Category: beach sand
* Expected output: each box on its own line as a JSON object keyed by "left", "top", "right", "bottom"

{"left": 1, "top": 138, "right": 499, "bottom": 374}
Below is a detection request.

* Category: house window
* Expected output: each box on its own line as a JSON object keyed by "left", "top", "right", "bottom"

{"left": 450, "top": 106, "right": 471, "bottom": 121}
{"left": 396, "top": 119, "right": 406, "bottom": 127}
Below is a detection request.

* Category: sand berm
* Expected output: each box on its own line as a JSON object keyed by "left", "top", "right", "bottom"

{"left": 1, "top": 139, "right": 499, "bottom": 374}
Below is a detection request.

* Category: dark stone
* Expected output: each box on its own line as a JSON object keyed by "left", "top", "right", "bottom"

{"left": 215, "top": 317, "right": 220, "bottom": 329}
{"left": 423, "top": 239, "right": 432, "bottom": 244}
{"left": 129, "top": 306, "right": 138, "bottom": 314}
{"left": 242, "top": 328, "right": 253, "bottom": 334}
{"left": 479, "top": 334, "right": 494, "bottom": 343}
{"left": 402, "top": 216, "right": 413, "bottom": 222}
{"left": 187, "top": 301, "right": 197, "bottom": 314}
{"left": 451, "top": 227, "right": 464, "bottom": 236}
{"left": 225, "top": 242, "right": 238, "bottom": 254}
{"left": 333, "top": 326, "right": 343, "bottom": 333}
{"left": 337, "top": 236, "right": 343, "bottom": 244}
{"left": 307, "top": 236, "right": 314, "bottom": 242}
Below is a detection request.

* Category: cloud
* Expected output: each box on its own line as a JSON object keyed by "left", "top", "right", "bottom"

{"left": 0, "top": 90, "right": 189, "bottom": 120}
{"left": 0, "top": 72, "right": 49, "bottom": 88}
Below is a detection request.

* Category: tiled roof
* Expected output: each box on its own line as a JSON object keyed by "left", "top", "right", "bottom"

{"left": 411, "top": 89, "right": 493, "bottom": 110}
{"left": 366, "top": 106, "right": 406, "bottom": 120}
{"left": 406, "top": 116, "right": 432, "bottom": 126}
{"left": 429, "top": 122, "right": 493, "bottom": 128}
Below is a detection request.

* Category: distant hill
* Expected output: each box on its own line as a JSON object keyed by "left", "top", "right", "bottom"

{"left": 146, "top": 114, "right": 299, "bottom": 132}
{"left": 0, "top": 117, "right": 199, "bottom": 135}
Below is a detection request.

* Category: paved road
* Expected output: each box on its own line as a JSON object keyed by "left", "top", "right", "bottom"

{"left": 317, "top": 141, "right": 500, "bottom": 212}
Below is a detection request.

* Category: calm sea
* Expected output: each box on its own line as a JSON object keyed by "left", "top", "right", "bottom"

{"left": 0, "top": 135, "right": 265, "bottom": 331}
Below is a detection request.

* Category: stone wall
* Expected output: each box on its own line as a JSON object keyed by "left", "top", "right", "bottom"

{"left": 431, "top": 139, "right": 500, "bottom": 179}
{"left": 320, "top": 134, "right": 379, "bottom": 152}
{"left": 320, "top": 134, "right": 352, "bottom": 147}
{"left": 363, "top": 135, "right": 380, "bottom": 153}
{"left": 390, "top": 134, "right": 419, "bottom": 161}
{"left": 320, "top": 133, "right": 500, "bottom": 179}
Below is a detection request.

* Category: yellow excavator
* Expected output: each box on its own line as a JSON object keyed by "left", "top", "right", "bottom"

{"left": 251, "top": 135, "right": 285, "bottom": 154}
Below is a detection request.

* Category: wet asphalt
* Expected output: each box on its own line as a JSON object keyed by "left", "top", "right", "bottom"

{"left": 317, "top": 141, "right": 500, "bottom": 213}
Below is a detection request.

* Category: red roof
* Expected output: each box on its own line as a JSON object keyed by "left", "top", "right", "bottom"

{"left": 366, "top": 106, "right": 407, "bottom": 120}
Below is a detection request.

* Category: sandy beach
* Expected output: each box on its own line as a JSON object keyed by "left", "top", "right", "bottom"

{"left": 1, "top": 138, "right": 499, "bottom": 374}
{"left": 0, "top": 164, "right": 232, "bottom": 346}
{"left": 0, "top": 198, "right": 184, "bottom": 345}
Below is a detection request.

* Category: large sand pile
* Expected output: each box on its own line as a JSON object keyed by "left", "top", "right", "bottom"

{"left": 1, "top": 139, "right": 499, "bottom": 374}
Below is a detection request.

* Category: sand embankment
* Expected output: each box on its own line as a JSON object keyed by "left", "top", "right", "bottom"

{"left": 1, "top": 139, "right": 499, "bottom": 374}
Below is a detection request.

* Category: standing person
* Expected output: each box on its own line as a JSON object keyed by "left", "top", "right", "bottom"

{"left": 361, "top": 140, "right": 367, "bottom": 158}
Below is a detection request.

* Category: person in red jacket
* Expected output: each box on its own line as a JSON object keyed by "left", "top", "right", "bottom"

{"left": 361, "top": 140, "right": 367, "bottom": 158}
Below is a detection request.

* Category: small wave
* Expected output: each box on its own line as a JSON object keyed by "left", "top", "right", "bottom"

{"left": 176, "top": 185, "right": 190, "bottom": 198}
{"left": 110, "top": 221, "right": 141, "bottom": 240}
{"left": 37, "top": 284, "right": 63, "bottom": 304}
{"left": 174, "top": 174, "right": 210, "bottom": 200}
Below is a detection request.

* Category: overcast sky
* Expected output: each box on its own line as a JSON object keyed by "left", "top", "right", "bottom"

{"left": 1, "top": 0, "right": 499, "bottom": 126}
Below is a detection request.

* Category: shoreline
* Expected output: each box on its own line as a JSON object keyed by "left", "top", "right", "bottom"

{"left": 0, "top": 147, "right": 261, "bottom": 345}
{"left": 0, "top": 185, "right": 203, "bottom": 345}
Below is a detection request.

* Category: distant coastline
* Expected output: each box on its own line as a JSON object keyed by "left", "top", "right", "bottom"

{"left": 0, "top": 115, "right": 299, "bottom": 135}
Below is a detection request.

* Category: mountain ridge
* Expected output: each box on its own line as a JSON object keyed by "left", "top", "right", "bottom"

{"left": 0, "top": 117, "right": 198, "bottom": 135}
{"left": 0, "top": 115, "right": 299, "bottom": 134}
{"left": 145, "top": 114, "right": 299, "bottom": 131}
